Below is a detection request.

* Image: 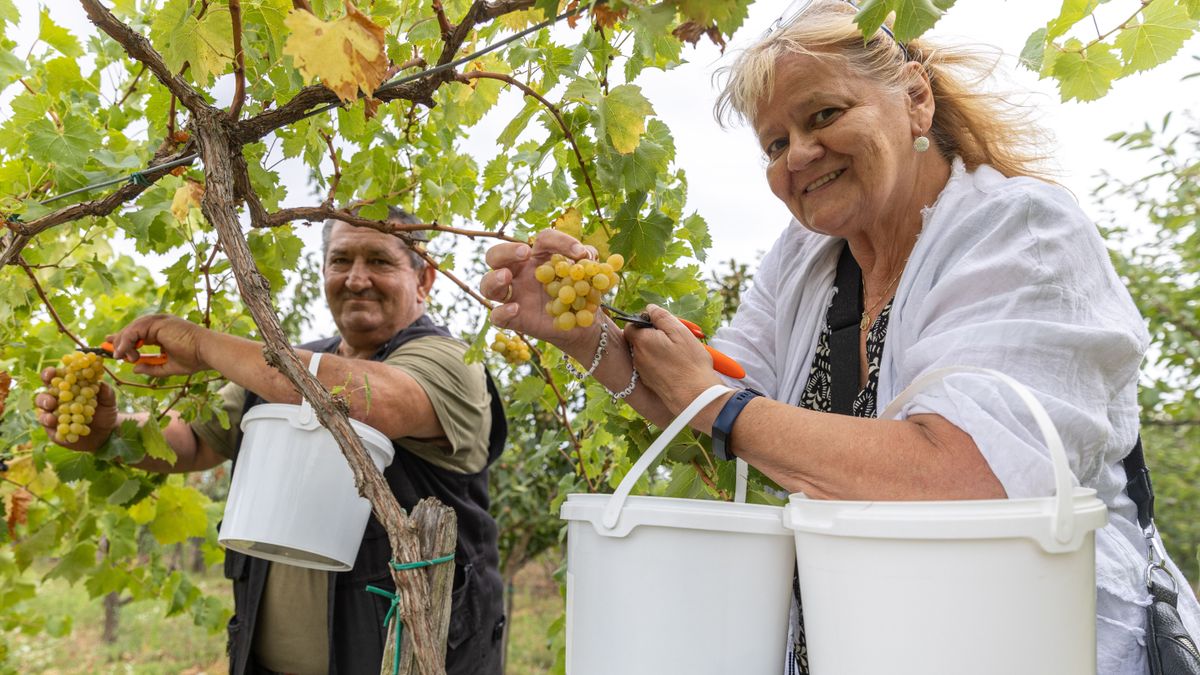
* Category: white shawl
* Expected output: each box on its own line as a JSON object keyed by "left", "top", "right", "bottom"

{"left": 711, "top": 159, "right": 1200, "bottom": 674}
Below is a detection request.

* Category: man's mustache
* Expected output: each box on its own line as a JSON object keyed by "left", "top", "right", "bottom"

{"left": 340, "top": 290, "right": 383, "bottom": 301}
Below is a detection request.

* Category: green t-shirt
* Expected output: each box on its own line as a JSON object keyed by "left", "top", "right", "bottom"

{"left": 192, "top": 334, "right": 492, "bottom": 674}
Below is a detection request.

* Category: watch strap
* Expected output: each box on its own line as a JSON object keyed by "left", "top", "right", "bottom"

{"left": 711, "top": 388, "right": 763, "bottom": 461}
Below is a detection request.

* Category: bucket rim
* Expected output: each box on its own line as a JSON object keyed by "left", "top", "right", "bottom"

{"left": 241, "top": 403, "right": 394, "bottom": 462}
{"left": 562, "top": 493, "right": 791, "bottom": 539}
{"left": 784, "top": 488, "right": 1108, "bottom": 553}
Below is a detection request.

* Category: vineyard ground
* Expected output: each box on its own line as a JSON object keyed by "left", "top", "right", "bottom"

{"left": 6, "top": 554, "right": 563, "bottom": 674}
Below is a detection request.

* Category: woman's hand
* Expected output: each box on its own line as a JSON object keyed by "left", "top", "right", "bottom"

{"left": 106, "top": 314, "right": 212, "bottom": 377}
{"left": 625, "top": 304, "right": 724, "bottom": 416}
{"left": 481, "top": 230, "right": 600, "bottom": 352}
{"left": 35, "top": 367, "right": 118, "bottom": 452}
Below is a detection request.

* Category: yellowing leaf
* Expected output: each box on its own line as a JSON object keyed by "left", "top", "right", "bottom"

{"left": 283, "top": 1, "right": 389, "bottom": 104}
{"left": 170, "top": 180, "right": 205, "bottom": 223}
{"left": 1114, "top": 1, "right": 1197, "bottom": 75}
{"left": 127, "top": 497, "right": 156, "bottom": 525}
{"left": 552, "top": 207, "right": 583, "bottom": 239}
{"left": 600, "top": 84, "right": 654, "bottom": 154}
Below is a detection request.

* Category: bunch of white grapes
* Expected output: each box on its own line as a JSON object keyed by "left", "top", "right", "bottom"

{"left": 51, "top": 351, "right": 103, "bottom": 443}
{"left": 490, "top": 332, "right": 531, "bottom": 364}
{"left": 534, "top": 253, "right": 624, "bottom": 331}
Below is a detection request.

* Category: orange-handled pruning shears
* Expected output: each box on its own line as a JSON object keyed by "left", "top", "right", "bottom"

{"left": 601, "top": 304, "right": 746, "bottom": 379}
{"left": 79, "top": 341, "right": 169, "bottom": 366}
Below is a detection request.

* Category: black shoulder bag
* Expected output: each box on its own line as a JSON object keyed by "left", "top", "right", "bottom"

{"left": 827, "top": 242, "right": 1199, "bottom": 674}
{"left": 1124, "top": 440, "right": 1200, "bottom": 674}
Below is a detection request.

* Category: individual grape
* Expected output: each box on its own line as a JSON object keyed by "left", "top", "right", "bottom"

{"left": 50, "top": 350, "right": 104, "bottom": 443}
{"left": 539, "top": 250, "right": 622, "bottom": 330}
{"left": 534, "top": 264, "right": 556, "bottom": 284}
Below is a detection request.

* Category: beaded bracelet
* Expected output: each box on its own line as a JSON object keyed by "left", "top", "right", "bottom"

{"left": 609, "top": 347, "right": 638, "bottom": 403}
{"left": 563, "top": 320, "right": 608, "bottom": 381}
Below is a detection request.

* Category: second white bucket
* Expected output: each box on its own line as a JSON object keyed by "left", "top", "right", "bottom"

{"left": 784, "top": 367, "right": 1108, "bottom": 675}
{"left": 218, "top": 352, "right": 395, "bottom": 571}
{"left": 560, "top": 385, "right": 796, "bottom": 675}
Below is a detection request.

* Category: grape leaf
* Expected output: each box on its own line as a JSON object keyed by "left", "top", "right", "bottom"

{"left": 26, "top": 117, "right": 100, "bottom": 171}
{"left": 44, "top": 542, "right": 96, "bottom": 584}
{"left": 1046, "top": 0, "right": 1102, "bottom": 40}
{"left": 170, "top": 181, "right": 205, "bottom": 224}
{"left": 38, "top": 9, "right": 83, "bottom": 58}
{"left": 854, "top": 0, "right": 944, "bottom": 43}
{"left": 1114, "top": 1, "right": 1197, "bottom": 75}
{"left": 283, "top": 1, "right": 389, "bottom": 104}
{"left": 680, "top": 214, "right": 711, "bottom": 262}
{"left": 1019, "top": 27, "right": 1048, "bottom": 72}
{"left": 1052, "top": 40, "right": 1122, "bottom": 101}
{"left": 599, "top": 84, "right": 655, "bottom": 154}
{"left": 610, "top": 191, "right": 673, "bottom": 268}
{"left": 147, "top": 484, "right": 209, "bottom": 546}
{"left": 140, "top": 415, "right": 177, "bottom": 465}
{"left": 150, "top": 0, "right": 235, "bottom": 86}
{"left": 0, "top": 0, "right": 18, "bottom": 26}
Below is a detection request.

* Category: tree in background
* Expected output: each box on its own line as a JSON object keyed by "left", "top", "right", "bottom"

{"left": 1096, "top": 102, "right": 1200, "bottom": 582}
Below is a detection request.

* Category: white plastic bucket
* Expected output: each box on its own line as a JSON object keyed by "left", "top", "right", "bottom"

{"left": 560, "top": 385, "right": 796, "bottom": 675}
{"left": 218, "top": 353, "right": 395, "bottom": 571}
{"left": 783, "top": 366, "right": 1109, "bottom": 675}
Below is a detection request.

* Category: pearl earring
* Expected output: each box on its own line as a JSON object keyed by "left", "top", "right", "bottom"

{"left": 913, "top": 135, "right": 930, "bottom": 153}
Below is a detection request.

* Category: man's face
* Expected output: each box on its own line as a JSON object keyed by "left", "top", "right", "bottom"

{"left": 323, "top": 221, "right": 433, "bottom": 346}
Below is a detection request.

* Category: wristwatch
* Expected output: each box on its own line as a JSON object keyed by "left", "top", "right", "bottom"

{"left": 711, "top": 388, "right": 763, "bottom": 461}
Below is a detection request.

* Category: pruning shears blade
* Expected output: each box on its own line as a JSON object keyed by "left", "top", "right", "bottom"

{"left": 600, "top": 304, "right": 744, "bottom": 379}
{"left": 78, "top": 341, "right": 168, "bottom": 366}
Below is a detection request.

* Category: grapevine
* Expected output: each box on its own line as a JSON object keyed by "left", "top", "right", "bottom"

{"left": 536, "top": 253, "right": 625, "bottom": 331}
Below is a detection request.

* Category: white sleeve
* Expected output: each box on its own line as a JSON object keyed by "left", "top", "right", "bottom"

{"left": 710, "top": 237, "right": 783, "bottom": 398}
{"left": 891, "top": 183, "right": 1148, "bottom": 498}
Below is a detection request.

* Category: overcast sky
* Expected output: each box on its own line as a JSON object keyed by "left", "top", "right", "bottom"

{"left": 9, "top": 0, "right": 1199, "bottom": 335}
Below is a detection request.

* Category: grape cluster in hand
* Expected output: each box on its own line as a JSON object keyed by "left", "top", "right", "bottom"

{"left": 490, "top": 332, "right": 531, "bottom": 364}
{"left": 50, "top": 352, "right": 103, "bottom": 443}
{"left": 534, "top": 253, "right": 624, "bottom": 331}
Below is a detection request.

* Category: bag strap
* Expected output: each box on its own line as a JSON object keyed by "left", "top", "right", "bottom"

{"left": 829, "top": 242, "right": 863, "bottom": 416}
{"left": 1123, "top": 435, "right": 1155, "bottom": 531}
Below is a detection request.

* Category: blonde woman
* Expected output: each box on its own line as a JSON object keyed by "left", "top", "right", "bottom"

{"left": 481, "top": 2, "right": 1200, "bottom": 672}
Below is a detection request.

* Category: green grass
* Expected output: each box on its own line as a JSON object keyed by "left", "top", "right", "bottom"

{"left": 5, "top": 565, "right": 230, "bottom": 675}
{"left": 4, "top": 558, "right": 564, "bottom": 674}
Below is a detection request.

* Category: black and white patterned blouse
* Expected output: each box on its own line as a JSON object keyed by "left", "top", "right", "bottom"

{"left": 787, "top": 290, "right": 893, "bottom": 675}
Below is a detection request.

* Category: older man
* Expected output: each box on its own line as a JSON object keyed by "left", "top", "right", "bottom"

{"left": 37, "top": 208, "right": 506, "bottom": 675}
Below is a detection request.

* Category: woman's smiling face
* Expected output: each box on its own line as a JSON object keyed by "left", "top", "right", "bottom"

{"left": 755, "top": 52, "right": 924, "bottom": 239}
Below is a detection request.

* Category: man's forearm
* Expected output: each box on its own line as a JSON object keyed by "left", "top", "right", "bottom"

{"left": 196, "top": 331, "right": 444, "bottom": 440}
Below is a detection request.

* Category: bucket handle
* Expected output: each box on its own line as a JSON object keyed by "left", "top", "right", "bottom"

{"left": 602, "top": 384, "right": 746, "bottom": 530}
{"left": 878, "top": 366, "right": 1075, "bottom": 546}
{"left": 296, "top": 352, "right": 323, "bottom": 426}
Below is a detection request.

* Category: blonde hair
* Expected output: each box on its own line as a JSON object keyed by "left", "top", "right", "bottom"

{"left": 714, "top": 1, "right": 1054, "bottom": 180}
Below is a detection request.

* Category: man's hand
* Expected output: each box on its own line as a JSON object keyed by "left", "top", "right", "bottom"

{"left": 107, "top": 314, "right": 212, "bottom": 377}
{"left": 35, "top": 367, "right": 118, "bottom": 452}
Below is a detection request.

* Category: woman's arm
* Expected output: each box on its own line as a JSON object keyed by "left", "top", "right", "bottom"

{"left": 627, "top": 304, "right": 1005, "bottom": 500}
